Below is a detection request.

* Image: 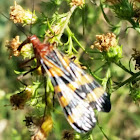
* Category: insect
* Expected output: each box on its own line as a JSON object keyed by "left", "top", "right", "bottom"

{"left": 18, "top": 35, "right": 111, "bottom": 133}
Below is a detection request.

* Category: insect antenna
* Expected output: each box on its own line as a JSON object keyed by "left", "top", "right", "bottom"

{"left": 0, "top": 12, "right": 28, "bottom": 37}
{"left": 29, "top": 0, "right": 35, "bottom": 35}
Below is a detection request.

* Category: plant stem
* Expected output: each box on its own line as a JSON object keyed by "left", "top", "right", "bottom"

{"left": 97, "top": 123, "right": 110, "bottom": 140}
{"left": 93, "top": 62, "right": 108, "bottom": 73}
{"left": 113, "top": 61, "right": 134, "bottom": 75}
{"left": 66, "top": 26, "right": 86, "bottom": 51}
{"left": 114, "top": 71, "right": 140, "bottom": 90}
{"left": 128, "top": 19, "right": 140, "bottom": 34}
{"left": 89, "top": 134, "right": 94, "bottom": 140}
{"left": 57, "top": 5, "right": 77, "bottom": 40}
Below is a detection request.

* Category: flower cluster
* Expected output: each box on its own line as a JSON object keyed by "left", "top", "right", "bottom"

{"left": 6, "top": 36, "right": 21, "bottom": 58}
{"left": 93, "top": 33, "right": 122, "bottom": 62}
{"left": 10, "top": 1, "right": 25, "bottom": 23}
{"left": 6, "top": 36, "right": 33, "bottom": 59}
{"left": 10, "top": 86, "right": 32, "bottom": 110}
{"left": 62, "top": 130, "right": 74, "bottom": 140}
{"left": 94, "top": 33, "right": 117, "bottom": 52}
{"left": 24, "top": 116, "right": 53, "bottom": 140}
{"left": 10, "top": 1, "right": 37, "bottom": 25}
{"left": 70, "top": 0, "right": 85, "bottom": 7}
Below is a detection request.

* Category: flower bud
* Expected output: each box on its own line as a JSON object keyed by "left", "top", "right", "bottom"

{"left": 23, "top": 10, "right": 37, "bottom": 25}
{"left": 6, "top": 36, "right": 21, "bottom": 58}
{"left": 70, "top": 0, "right": 85, "bottom": 7}
{"left": 103, "top": 45, "right": 122, "bottom": 62}
{"left": 93, "top": 33, "right": 122, "bottom": 62}
{"left": 10, "top": 1, "right": 37, "bottom": 25}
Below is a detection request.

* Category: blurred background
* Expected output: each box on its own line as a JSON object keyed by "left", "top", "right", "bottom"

{"left": 0, "top": 0, "right": 140, "bottom": 140}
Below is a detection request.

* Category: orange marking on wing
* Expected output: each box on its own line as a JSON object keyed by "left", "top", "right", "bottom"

{"left": 60, "top": 56, "right": 71, "bottom": 71}
{"left": 50, "top": 50, "right": 70, "bottom": 70}
{"left": 67, "top": 115, "right": 74, "bottom": 124}
{"left": 93, "top": 87, "right": 104, "bottom": 99}
{"left": 67, "top": 83, "right": 77, "bottom": 91}
{"left": 75, "top": 73, "right": 94, "bottom": 86}
{"left": 54, "top": 85, "right": 61, "bottom": 93}
{"left": 86, "top": 93, "right": 95, "bottom": 102}
{"left": 41, "top": 54, "right": 60, "bottom": 68}
{"left": 48, "top": 67, "right": 64, "bottom": 77}
{"left": 63, "top": 56, "right": 70, "bottom": 66}
{"left": 85, "top": 87, "right": 105, "bottom": 103}
{"left": 59, "top": 96, "right": 69, "bottom": 107}
{"left": 41, "top": 53, "right": 67, "bottom": 77}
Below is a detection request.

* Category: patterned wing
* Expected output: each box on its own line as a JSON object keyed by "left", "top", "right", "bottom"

{"left": 66, "top": 62, "right": 111, "bottom": 112}
{"left": 40, "top": 49, "right": 111, "bottom": 133}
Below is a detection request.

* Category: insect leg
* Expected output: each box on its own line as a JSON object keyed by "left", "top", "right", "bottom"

{"left": 19, "top": 57, "right": 36, "bottom": 68}
{"left": 17, "top": 65, "right": 40, "bottom": 79}
{"left": 17, "top": 37, "right": 30, "bottom": 51}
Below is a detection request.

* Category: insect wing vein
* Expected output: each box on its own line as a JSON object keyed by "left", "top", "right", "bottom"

{"left": 40, "top": 49, "right": 97, "bottom": 132}
{"left": 40, "top": 48, "right": 111, "bottom": 132}
{"left": 68, "top": 62, "right": 111, "bottom": 112}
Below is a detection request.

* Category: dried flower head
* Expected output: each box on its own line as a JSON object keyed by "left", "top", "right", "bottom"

{"left": 6, "top": 36, "right": 34, "bottom": 59}
{"left": 132, "top": 48, "right": 140, "bottom": 70}
{"left": 93, "top": 33, "right": 117, "bottom": 52}
{"left": 10, "top": 86, "right": 32, "bottom": 110}
{"left": 62, "top": 130, "right": 74, "bottom": 140}
{"left": 70, "top": 0, "right": 85, "bottom": 7}
{"left": 10, "top": 1, "right": 37, "bottom": 25}
{"left": 24, "top": 117, "right": 44, "bottom": 140}
{"left": 25, "top": 116, "right": 53, "bottom": 140}
{"left": 93, "top": 33, "right": 122, "bottom": 62}
{"left": 6, "top": 36, "right": 21, "bottom": 58}
{"left": 10, "top": 1, "right": 25, "bottom": 23}
{"left": 10, "top": 93, "right": 25, "bottom": 110}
